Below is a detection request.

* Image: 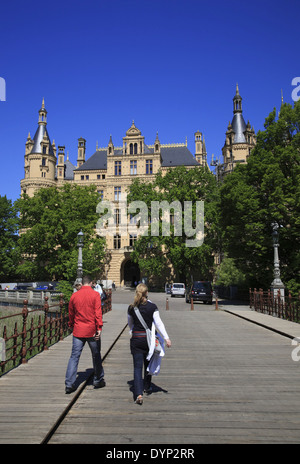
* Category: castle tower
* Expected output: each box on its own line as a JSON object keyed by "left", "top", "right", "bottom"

{"left": 221, "top": 84, "right": 256, "bottom": 177}
{"left": 21, "top": 99, "right": 57, "bottom": 197}
{"left": 77, "top": 137, "right": 86, "bottom": 167}
{"left": 57, "top": 146, "right": 65, "bottom": 181}
{"left": 194, "top": 130, "right": 207, "bottom": 166}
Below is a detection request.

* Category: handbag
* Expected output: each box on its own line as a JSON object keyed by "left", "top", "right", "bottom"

{"left": 134, "top": 308, "right": 162, "bottom": 354}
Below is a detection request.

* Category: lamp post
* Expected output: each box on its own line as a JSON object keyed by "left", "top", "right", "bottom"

{"left": 271, "top": 222, "right": 285, "bottom": 302}
{"left": 210, "top": 154, "right": 222, "bottom": 183}
{"left": 77, "top": 230, "right": 84, "bottom": 283}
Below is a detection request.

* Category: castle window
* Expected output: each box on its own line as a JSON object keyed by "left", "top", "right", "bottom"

{"left": 130, "top": 160, "right": 137, "bottom": 175}
{"left": 115, "top": 161, "right": 122, "bottom": 176}
{"left": 114, "top": 186, "right": 121, "bottom": 201}
{"left": 42, "top": 157, "right": 46, "bottom": 166}
{"left": 85, "top": 175, "right": 89, "bottom": 180}
{"left": 97, "top": 190, "right": 104, "bottom": 200}
{"left": 130, "top": 143, "right": 133, "bottom": 155}
{"left": 134, "top": 143, "right": 137, "bottom": 154}
{"left": 97, "top": 175, "right": 100, "bottom": 179}
{"left": 42, "top": 146, "right": 47, "bottom": 154}
{"left": 129, "top": 235, "right": 137, "bottom": 247}
{"left": 81, "top": 175, "right": 84, "bottom": 180}
{"left": 146, "top": 160, "right": 153, "bottom": 175}
{"left": 114, "top": 208, "right": 120, "bottom": 225}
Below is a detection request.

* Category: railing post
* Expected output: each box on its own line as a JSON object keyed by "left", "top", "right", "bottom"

{"left": 166, "top": 297, "right": 169, "bottom": 310}
{"left": 259, "top": 288, "right": 263, "bottom": 313}
{"left": 59, "top": 294, "right": 64, "bottom": 341}
{"left": 43, "top": 296, "right": 49, "bottom": 351}
{"left": 253, "top": 288, "right": 257, "bottom": 311}
{"left": 191, "top": 298, "right": 194, "bottom": 311}
{"left": 21, "top": 300, "right": 28, "bottom": 364}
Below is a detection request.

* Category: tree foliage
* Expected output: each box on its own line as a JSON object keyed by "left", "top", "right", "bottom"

{"left": 219, "top": 101, "right": 300, "bottom": 293}
{"left": 127, "top": 166, "right": 219, "bottom": 284}
{"left": 15, "top": 184, "right": 106, "bottom": 281}
{"left": 0, "top": 195, "right": 19, "bottom": 280}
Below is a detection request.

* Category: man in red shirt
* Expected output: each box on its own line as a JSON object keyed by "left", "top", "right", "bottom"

{"left": 65, "top": 275, "right": 105, "bottom": 393}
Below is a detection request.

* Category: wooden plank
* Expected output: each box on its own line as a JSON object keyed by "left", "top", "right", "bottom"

{"left": 0, "top": 305, "right": 128, "bottom": 444}
{"left": 49, "top": 305, "right": 300, "bottom": 444}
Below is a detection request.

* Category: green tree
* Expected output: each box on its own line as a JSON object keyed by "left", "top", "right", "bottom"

{"left": 15, "top": 184, "right": 106, "bottom": 281}
{"left": 127, "top": 165, "right": 219, "bottom": 284}
{"left": 215, "top": 257, "right": 246, "bottom": 287}
{"left": 0, "top": 195, "right": 19, "bottom": 280}
{"left": 219, "top": 101, "right": 300, "bottom": 293}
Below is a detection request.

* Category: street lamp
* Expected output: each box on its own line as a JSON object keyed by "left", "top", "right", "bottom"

{"left": 77, "top": 230, "right": 84, "bottom": 283}
{"left": 210, "top": 154, "right": 223, "bottom": 182}
{"left": 271, "top": 222, "right": 285, "bottom": 302}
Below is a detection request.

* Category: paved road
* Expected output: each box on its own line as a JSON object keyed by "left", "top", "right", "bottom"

{"left": 1, "top": 289, "right": 300, "bottom": 444}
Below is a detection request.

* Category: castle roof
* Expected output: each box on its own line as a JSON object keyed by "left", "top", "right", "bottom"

{"left": 74, "top": 144, "right": 198, "bottom": 171}
{"left": 31, "top": 125, "right": 54, "bottom": 155}
{"left": 231, "top": 113, "right": 247, "bottom": 143}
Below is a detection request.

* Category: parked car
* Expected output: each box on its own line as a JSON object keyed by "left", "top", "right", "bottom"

{"left": 185, "top": 281, "right": 213, "bottom": 304}
{"left": 171, "top": 283, "right": 185, "bottom": 297}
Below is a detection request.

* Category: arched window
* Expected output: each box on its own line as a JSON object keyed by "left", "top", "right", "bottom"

{"left": 130, "top": 143, "right": 133, "bottom": 154}
{"left": 134, "top": 143, "right": 137, "bottom": 154}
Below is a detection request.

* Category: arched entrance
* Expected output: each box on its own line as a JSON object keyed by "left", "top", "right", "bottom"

{"left": 122, "top": 259, "right": 140, "bottom": 287}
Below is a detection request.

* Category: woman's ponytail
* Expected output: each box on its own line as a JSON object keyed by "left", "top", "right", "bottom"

{"left": 133, "top": 283, "right": 148, "bottom": 307}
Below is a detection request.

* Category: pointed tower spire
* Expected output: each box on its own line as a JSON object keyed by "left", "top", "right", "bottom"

{"left": 108, "top": 134, "right": 114, "bottom": 155}
{"left": 38, "top": 98, "right": 47, "bottom": 125}
{"left": 233, "top": 83, "right": 242, "bottom": 113}
{"left": 154, "top": 131, "right": 161, "bottom": 153}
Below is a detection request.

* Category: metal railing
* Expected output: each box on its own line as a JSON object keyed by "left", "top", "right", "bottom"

{"left": 0, "top": 289, "right": 63, "bottom": 308}
{"left": 0, "top": 296, "right": 68, "bottom": 376}
{"left": 249, "top": 288, "right": 300, "bottom": 323}
{"left": 0, "top": 289, "right": 112, "bottom": 376}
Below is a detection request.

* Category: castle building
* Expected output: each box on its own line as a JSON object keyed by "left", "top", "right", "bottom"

{"left": 21, "top": 86, "right": 256, "bottom": 285}
{"left": 218, "top": 84, "right": 256, "bottom": 178}
{"left": 21, "top": 101, "right": 209, "bottom": 286}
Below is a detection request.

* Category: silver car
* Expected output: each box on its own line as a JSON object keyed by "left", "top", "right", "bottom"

{"left": 171, "top": 283, "right": 185, "bottom": 297}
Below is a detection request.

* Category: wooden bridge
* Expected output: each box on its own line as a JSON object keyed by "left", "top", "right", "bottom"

{"left": 1, "top": 291, "right": 300, "bottom": 446}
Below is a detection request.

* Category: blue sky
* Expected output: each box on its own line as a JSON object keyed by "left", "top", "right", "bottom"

{"left": 0, "top": 0, "right": 299, "bottom": 202}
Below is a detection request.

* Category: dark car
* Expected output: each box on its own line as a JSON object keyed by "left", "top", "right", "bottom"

{"left": 185, "top": 281, "right": 213, "bottom": 304}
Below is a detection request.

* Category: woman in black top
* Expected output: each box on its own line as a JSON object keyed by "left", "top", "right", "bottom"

{"left": 128, "top": 283, "right": 171, "bottom": 404}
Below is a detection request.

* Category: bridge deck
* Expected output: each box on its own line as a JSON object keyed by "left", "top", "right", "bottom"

{"left": 1, "top": 292, "right": 300, "bottom": 445}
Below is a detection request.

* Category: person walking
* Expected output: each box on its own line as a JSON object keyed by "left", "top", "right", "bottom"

{"left": 127, "top": 283, "right": 171, "bottom": 405}
{"left": 65, "top": 275, "right": 105, "bottom": 393}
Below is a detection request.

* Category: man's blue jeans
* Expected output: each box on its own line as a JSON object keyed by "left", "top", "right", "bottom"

{"left": 132, "top": 351, "right": 151, "bottom": 398}
{"left": 65, "top": 336, "right": 104, "bottom": 388}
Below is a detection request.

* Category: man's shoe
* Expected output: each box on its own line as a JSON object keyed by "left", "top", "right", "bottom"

{"left": 65, "top": 385, "right": 76, "bottom": 394}
{"left": 94, "top": 379, "right": 106, "bottom": 389}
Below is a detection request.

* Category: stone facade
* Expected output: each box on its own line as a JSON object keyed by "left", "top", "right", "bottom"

{"left": 20, "top": 85, "right": 255, "bottom": 286}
